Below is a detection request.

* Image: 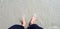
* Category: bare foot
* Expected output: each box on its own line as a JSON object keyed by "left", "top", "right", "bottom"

{"left": 29, "top": 14, "right": 36, "bottom": 25}
{"left": 21, "top": 16, "right": 26, "bottom": 27}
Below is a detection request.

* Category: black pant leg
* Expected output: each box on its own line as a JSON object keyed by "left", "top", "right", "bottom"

{"left": 8, "top": 24, "right": 24, "bottom": 29}
{"left": 27, "top": 24, "right": 43, "bottom": 29}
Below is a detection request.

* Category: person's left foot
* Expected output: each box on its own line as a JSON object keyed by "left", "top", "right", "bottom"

{"left": 21, "top": 16, "right": 26, "bottom": 27}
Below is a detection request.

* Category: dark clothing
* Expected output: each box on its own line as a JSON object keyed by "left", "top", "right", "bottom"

{"left": 8, "top": 25, "right": 24, "bottom": 29}
{"left": 27, "top": 24, "right": 43, "bottom": 29}
{"left": 8, "top": 24, "right": 43, "bottom": 29}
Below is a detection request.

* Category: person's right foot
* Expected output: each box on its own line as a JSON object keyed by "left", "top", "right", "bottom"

{"left": 29, "top": 14, "right": 36, "bottom": 25}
